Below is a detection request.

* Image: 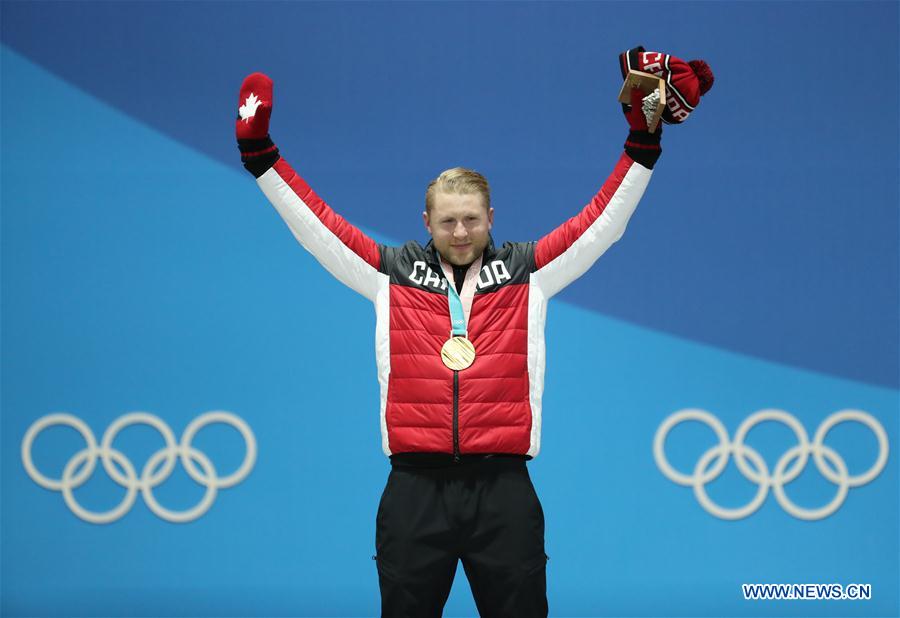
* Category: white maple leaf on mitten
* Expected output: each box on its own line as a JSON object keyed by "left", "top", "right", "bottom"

{"left": 239, "top": 93, "right": 264, "bottom": 122}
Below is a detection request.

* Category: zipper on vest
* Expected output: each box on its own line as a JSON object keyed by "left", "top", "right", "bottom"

{"left": 453, "top": 370, "right": 460, "bottom": 463}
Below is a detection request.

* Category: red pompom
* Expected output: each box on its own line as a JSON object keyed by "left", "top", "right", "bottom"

{"left": 688, "top": 59, "right": 714, "bottom": 96}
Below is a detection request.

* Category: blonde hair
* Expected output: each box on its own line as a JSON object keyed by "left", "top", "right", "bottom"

{"left": 425, "top": 167, "right": 491, "bottom": 214}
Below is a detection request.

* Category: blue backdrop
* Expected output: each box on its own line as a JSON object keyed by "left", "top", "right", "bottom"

{"left": 2, "top": 2, "right": 897, "bottom": 617}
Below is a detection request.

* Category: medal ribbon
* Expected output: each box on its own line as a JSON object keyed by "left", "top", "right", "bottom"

{"left": 446, "top": 282, "right": 467, "bottom": 337}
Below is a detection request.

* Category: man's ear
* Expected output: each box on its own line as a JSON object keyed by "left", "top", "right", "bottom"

{"left": 487, "top": 207, "right": 494, "bottom": 229}
{"left": 423, "top": 210, "right": 430, "bottom": 231}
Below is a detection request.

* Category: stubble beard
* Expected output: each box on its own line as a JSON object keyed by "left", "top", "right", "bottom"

{"left": 441, "top": 239, "right": 486, "bottom": 266}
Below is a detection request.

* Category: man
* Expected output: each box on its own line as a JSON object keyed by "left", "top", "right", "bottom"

{"left": 236, "top": 70, "right": 661, "bottom": 617}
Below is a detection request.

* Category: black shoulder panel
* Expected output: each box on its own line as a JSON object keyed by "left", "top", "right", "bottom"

{"left": 379, "top": 239, "right": 536, "bottom": 296}
{"left": 381, "top": 241, "right": 449, "bottom": 296}
{"left": 473, "top": 241, "right": 535, "bottom": 294}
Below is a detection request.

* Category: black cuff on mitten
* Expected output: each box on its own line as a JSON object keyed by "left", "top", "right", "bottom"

{"left": 624, "top": 129, "right": 662, "bottom": 170}
{"left": 238, "top": 135, "right": 280, "bottom": 178}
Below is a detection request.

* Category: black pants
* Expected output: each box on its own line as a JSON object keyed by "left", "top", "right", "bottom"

{"left": 374, "top": 456, "right": 549, "bottom": 617}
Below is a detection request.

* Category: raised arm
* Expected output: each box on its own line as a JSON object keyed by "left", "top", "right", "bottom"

{"left": 531, "top": 88, "right": 661, "bottom": 300}
{"left": 236, "top": 73, "right": 382, "bottom": 302}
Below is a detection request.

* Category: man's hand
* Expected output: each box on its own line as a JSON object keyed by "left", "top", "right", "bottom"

{"left": 236, "top": 72, "right": 279, "bottom": 177}
{"left": 622, "top": 87, "right": 662, "bottom": 169}
{"left": 623, "top": 87, "right": 652, "bottom": 133}
{"left": 236, "top": 72, "right": 273, "bottom": 140}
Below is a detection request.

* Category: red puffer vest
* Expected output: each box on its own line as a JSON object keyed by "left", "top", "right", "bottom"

{"left": 254, "top": 152, "right": 652, "bottom": 459}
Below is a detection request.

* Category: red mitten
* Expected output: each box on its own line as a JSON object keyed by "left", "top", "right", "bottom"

{"left": 624, "top": 87, "right": 650, "bottom": 132}
{"left": 236, "top": 72, "right": 273, "bottom": 139}
{"left": 623, "top": 87, "right": 662, "bottom": 169}
{"left": 236, "top": 72, "right": 279, "bottom": 177}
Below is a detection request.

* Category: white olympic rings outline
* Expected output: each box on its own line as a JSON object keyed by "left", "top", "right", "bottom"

{"left": 21, "top": 411, "right": 257, "bottom": 524}
{"left": 653, "top": 409, "right": 889, "bottom": 521}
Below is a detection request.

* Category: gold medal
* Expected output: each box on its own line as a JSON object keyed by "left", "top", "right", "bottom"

{"left": 441, "top": 336, "right": 476, "bottom": 371}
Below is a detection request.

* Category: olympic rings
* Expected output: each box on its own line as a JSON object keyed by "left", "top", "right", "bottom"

{"left": 653, "top": 409, "right": 888, "bottom": 521}
{"left": 21, "top": 411, "right": 256, "bottom": 524}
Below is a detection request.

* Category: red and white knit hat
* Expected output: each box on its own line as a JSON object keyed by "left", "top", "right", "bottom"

{"left": 618, "top": 46, "right": 714, "bottom": 124}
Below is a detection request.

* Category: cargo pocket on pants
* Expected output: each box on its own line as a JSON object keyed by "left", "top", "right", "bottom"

{"left": 524, "top": 553, "right": 549, "bottom": 576}
{"left": 372, "top": 554, "right": 426, "bottom": 617}
{"left": 500, "top": 553, "right": 549, "bottom": 617}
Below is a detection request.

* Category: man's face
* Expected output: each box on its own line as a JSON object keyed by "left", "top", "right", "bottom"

{"left": 424, "top": 191, "right": 494, "bottom": 266}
